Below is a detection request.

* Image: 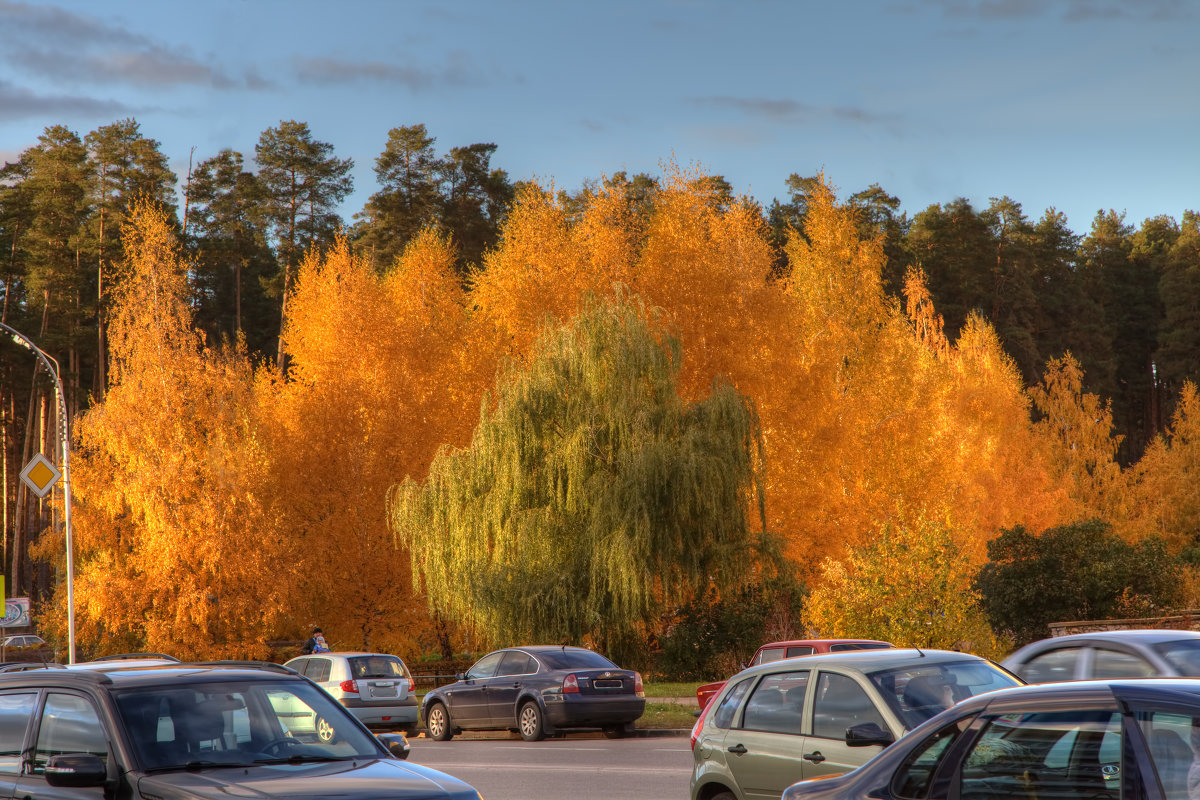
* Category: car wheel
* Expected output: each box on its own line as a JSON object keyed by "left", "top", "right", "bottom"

{"left": 518, "top": 701, "right": 545, "bottom": 742}
{"left": 602, "top": 725, "right": 626, "bottom": 739}
{"left": 709, "top": 792, "right": 736, "bottom": 800}
{"left": 426, "top": 702, "right": 454, "bottom": 741}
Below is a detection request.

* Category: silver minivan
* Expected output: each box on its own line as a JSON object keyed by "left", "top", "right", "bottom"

{"left": 285, "top": 651, "right": 419, "bottom": 735}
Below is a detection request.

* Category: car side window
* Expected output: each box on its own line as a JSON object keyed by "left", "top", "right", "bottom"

{"left": 466, "top": 651, "right": 505, "bottom": 680}
{"left": 32, "top": 693, "right": 108, "bottom": 774}
{"left": 811, "top": 672, "right": 886, "bottom": 740}
{"left": 0, "top": 693, "right": 36, "bottom": 773}
{"left": 496, "top": 651, "right": 537, "bottom": 677}
{"left": 306, "top": 659, "right": 332, "bottom": 682}
{"left": 891, "top": 716, "right": 974, "bottom": 800}
{"left": 1091, "top": 648, "right": 1155, "bottom": 679}
{"left": 786, "top": 646, "right": 815, "bottom": 658}
{"left": 1135, "top": 709, "right": 1199, "bottom": 798}
{"left": 713, "top": 678, "right": 754, "bottom": 729}
{"left": 741, "top": 671, "right": 808, "bottom": 735}
{"left": 958, "top": 710, "right": 1121, "bottom": 800}
{"left": 1016, "top": 647, "right": 1081, "bottom": 683}
{"left": 753, "top": 647, "right": 787, "bottom": 666}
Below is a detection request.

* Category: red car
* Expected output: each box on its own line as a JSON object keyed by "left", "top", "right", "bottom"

{"left": 694, "top": 638, "right": 893, "bottom": 708}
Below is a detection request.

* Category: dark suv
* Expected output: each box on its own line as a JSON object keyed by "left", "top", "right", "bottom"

{"left": 0, "top": 660, "right": 482, "bottom": 799}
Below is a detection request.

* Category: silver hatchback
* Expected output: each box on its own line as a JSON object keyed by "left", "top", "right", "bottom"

{"left": 285, "top": 651, "right": 418, "bottom": 735}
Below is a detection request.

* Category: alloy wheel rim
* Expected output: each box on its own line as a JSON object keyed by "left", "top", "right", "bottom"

{"left": 520, "top": 707, "right": 537, "bottom": 735}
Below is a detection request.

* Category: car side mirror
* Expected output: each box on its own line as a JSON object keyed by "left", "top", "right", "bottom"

{"left": 376, "top": 733, "right": 411, "bottom": 759}
{"left": 456, "top": 672, "right": 467, "bottom": 681}
{"left": 845, "top": 722, "right": 894, "bottom": 747}
{"left": 45, "top": 754, "right": 107, "bottom": 787}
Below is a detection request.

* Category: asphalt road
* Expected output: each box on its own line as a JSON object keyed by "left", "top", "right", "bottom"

{"left": 406, "top": 734, "right": 694, "bottom": 800}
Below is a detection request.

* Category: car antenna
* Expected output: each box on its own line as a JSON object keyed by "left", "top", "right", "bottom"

{"left": 915, "top": 646, "right": 925, "bottom": 657}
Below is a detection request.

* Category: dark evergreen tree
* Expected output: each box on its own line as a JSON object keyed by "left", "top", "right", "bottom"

{"left": 186, "top": 149, "right": 278, "bottom": 359}
{"left": 1156, "top": 211, "right": 1200, "bottom": 416}
{"left": 254, "top": 120, "right": 354, "bottom": 368}
{"left": 354, "top": 124, "right": 443, "bottom": 271}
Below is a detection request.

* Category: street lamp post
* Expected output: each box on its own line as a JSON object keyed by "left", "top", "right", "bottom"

{"left": 1, "top": 321, "right": 75, "bottom": 664}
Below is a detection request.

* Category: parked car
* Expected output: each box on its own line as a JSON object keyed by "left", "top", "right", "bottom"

{"left": 0, "top": 659, "right": 482, "bottom": 799}
{"left": 696, "top": 639, "right": 894, "bottom": 709}
{"left": 781, "top": 677, "right": 1200, "bottom": 800}
{"left": 1002, "top": 629, "right": 1200, "bottom": 683}
{"left": 690, "top": 648, "right": 1021, "bottom": 800}
{"left": 284, "top": 651, "right": 418, "bottom": 735}
{"left": 422, "top": 645, "right": 645, "bottom": 741}
{"left": 0, "top": 634, "right": 46, "bottom": 649}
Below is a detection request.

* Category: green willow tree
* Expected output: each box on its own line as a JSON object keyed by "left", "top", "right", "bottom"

{"left": 387, "top": 292, "right": 768, "bottom": 665}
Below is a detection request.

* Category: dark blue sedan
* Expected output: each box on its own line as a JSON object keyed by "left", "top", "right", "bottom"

{"left": 422, "top": 645, "right": 645, "bottom": 741}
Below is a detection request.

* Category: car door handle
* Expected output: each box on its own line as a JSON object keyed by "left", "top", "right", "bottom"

{"left": 804, "top": 750, "right": 826, "bottom": 763}
{"left": 511, "top": 682, "right": 521, "bottom": 688}
{"left": 728, "top": 743, "right": 747, "bottom": 755}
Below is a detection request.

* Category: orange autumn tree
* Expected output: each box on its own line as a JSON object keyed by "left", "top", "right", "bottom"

{"left": 33, "top": 203, "right": 289, "bottom": 659}
{"left": 260, "top": 229, "right": 490, "bottom": 654}
{"left": 1127, "top": 382, "right": 1200, "bottom": 553}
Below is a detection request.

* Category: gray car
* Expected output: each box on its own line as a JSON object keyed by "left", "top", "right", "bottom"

{"left": 285, "top": 651, "right": 418, "bottom": 735}
{"left": 1002, "top": 628, "right": 1200, "bottom": 683}
{"left": 689, "top": 648, "right": 1021, "bottom": 800}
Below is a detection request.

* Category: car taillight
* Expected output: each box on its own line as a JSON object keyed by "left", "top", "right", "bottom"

{"left": 563, "top": 673, "right": 580, "bottom": 693}
{"left": 339, "top": 680, "right": 359, "bottom": 693}
{"left": 634, "top": 671, "right": 644, "bottom": 698}
{"left": 406, "top": 676, "right": 414, "bottom": 692}
{"left": 690, "top": 699, "right": 713, "bottom": 751}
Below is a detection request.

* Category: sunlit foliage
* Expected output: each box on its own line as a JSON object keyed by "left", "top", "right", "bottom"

{"left": 33, "top": 203, "right": 288, "bottom": 659}
{"left": 802, "top": 515, "right": 1006, "bottom": 656}
{"left": 388, "top": 292, "right": 768, "bottom": 661}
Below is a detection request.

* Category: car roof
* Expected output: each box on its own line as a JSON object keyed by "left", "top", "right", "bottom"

{"left": 958, "top": 676, "right": 1200, "bottom": 711}
{"left": 501, "top": 645, "right": 599, "bottom": 655}
{"left": 757, "top": 639, "right": 892, "bottom": 649}
{"left": 286, "top": 651, "right": 405, "bottom": 659}
{"left": 0, "top": 661, "right": 299, "bottom": 688}
{"left": 734, "top": 648, "right": 989, "bottom": 680}
{"left": 1026, "top": 629, "right": 1200, "bottom": 646}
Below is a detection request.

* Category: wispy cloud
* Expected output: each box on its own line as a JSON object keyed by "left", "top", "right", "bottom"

{"left": 0, "top": 0, "right": 263, "bottom": 89}
{"left": 293, "top": 51, "right": 486, "bottom": 91}
{"left": 0, "top": 79, "right": 132, "bottom": 122}
{"left": 690, "top": 96, "right": 887, "bottom": 125}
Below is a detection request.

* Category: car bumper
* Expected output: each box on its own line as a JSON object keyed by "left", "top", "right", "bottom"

{"left": 341, "top": 697, "right": 419, "bottom": 727}
{"left": 543, "top": 695, "right": 645, "bottom": 727}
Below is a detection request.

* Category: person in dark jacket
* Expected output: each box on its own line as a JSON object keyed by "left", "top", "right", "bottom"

{"left": 301, "top": 627, "right": 330, "bottom": 654}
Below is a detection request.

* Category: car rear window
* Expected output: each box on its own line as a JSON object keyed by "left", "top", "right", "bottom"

{"left": 348, "top": 656, "right": 408, "bottom": 679}
{"left": 829, "top": 642, "right": 892, "bottom": 652}
{"left": 536, "top": 650, "right": 617, "bottom": 670}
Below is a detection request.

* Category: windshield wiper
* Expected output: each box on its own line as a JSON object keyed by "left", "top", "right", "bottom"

{"left": 253, "top": 754, "right": 348, "bottom": 765}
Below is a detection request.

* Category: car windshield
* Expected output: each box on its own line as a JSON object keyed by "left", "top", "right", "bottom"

{"left": 114, "top": 679, "right": 384, "bottom": 771}
{"left": 869, "top": 659, "right": 1020, "bottom": 729}
{"left": 536, "top": 649, "right": 617, "bottom": 670}
{"left": 1154, "top": 640, "right": 1200, "bottom": 676}
{"left": 348, "top": 655, "right": 408, "bottom": 679}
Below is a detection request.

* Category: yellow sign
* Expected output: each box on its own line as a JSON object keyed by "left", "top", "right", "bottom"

{"left": 20, "top": 453, "right": 60, "bottom": 498}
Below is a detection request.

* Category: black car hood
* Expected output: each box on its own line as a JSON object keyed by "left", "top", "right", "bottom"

{"left": 136, "top": 758, "right": 473, "bottom": 799}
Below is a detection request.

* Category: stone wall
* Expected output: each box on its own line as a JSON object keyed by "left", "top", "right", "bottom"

{"left": 1049, "top": 611, "right": 1200, "bottom": 637}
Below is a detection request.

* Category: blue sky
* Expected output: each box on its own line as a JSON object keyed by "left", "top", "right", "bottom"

{"left": 1, "top": 0, "right": 1196, "bottom": 235}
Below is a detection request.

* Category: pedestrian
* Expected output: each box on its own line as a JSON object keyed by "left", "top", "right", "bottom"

{"left": 301, "top": 627, "right": 331, "bottom": 654}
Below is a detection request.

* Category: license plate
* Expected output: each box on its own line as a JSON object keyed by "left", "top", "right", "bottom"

{"left": 369, "top": 682, "right": 398, "bottom": 698}
{"left": 593, "top": 679, "right": 623, "bottom": 689}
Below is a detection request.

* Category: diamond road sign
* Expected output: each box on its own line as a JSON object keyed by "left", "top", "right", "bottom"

{"left": 20, "top": 453, "right": 61, "bottom": 498}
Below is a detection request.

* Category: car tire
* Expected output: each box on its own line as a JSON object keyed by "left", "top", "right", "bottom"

{"left": 602, "top": 725, "right": 626, "bottom": 739}
{"left": 517, "top": 701, "right": 545, "bottom": 742}
{"left": 709, "top": 792, "right": 736, "bottom": 800}
{"left": 425, "top": 702, "right": 454, "bottom": 741}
